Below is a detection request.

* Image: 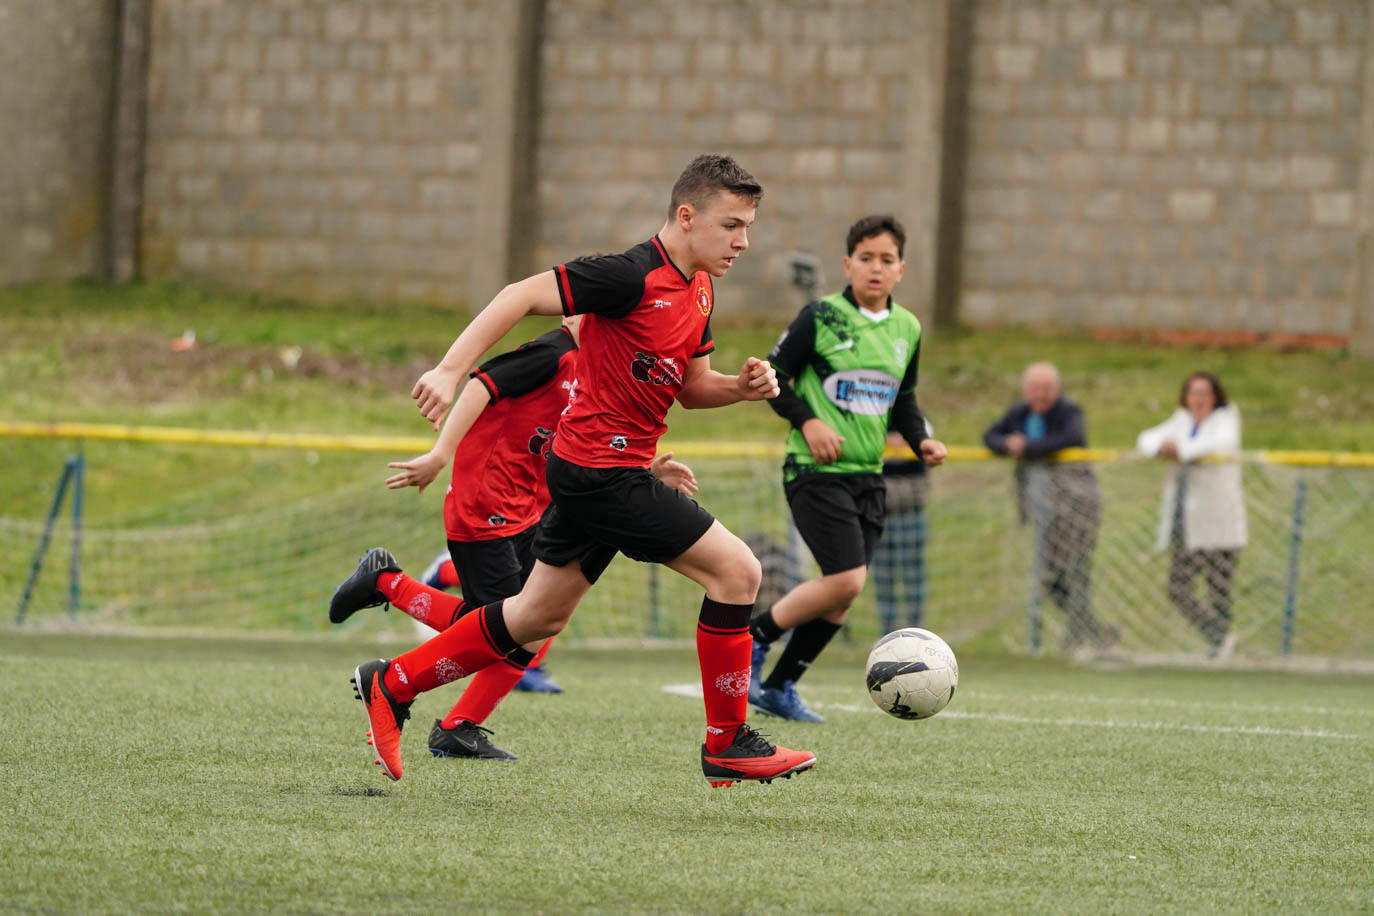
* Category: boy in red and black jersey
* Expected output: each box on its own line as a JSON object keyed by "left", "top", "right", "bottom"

{"left": 345, "top": 154, "right": 816, "bottom": 786}
{"left": 331, "top": 319, "right": 698, "bottom": 760}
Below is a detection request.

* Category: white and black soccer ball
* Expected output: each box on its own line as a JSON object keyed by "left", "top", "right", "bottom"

{"left": 865, "top": 627, "right": 959, "bottom": 720}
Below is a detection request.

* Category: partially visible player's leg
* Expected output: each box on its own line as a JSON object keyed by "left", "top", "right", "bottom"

{"left": 428, "top": 530, "right": 546, "bottom": 760}
{"left": 749, "top": 477, "right": 882, "bottom": 721}
{"left": 353, "top": 560, "right": 591, "bottom": 780}
{"left": 328, "top": 547, "right": 468, "bottom": 631}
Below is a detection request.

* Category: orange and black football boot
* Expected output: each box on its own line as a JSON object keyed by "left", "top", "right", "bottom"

{"left": 701, "top": 724, "right": 816, "bottom": 788}
{"left": 350, "top": 658, "right": 412, "bottom": 780}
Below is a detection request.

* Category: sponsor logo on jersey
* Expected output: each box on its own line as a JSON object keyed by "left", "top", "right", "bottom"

{"left": 630, "top": 352, "right": 683, "bottom": 386}
{"left": 822, "top": 368, "right": 900, "bottom": 416}
{"left": 828, "top": 339, "right": 855, "bottom": 354}
{"left": 652, "top": 298, "right": 672, "bottom": 309}
{"left": 527, "top": 426, "right": 553, "bottom": 455}
{"left": 560, "top": 378, "right": 577, "bottom": 416}
{"left": 609, "top": 435, "right": 628, "bottom": 451}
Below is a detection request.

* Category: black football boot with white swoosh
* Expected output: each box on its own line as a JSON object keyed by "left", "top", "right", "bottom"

{"left": 428, "top": 719, "right": 517, "bottom": 761}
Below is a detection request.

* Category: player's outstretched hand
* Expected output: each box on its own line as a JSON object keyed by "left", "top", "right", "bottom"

{"left": 737, "top": 357, "right": 780, "bottom": 401}
{"left": 412, "top": 366, "right": 461, "bottom": 429}
{"left": 920, "top": 438, "right": 949, "bottom": 468}
{"left": 651, "top": 451, "right": 698, "bottom": 496}
{"left": 801, "top": 418, "right": 844, "bottom": 465}
{"left": 385, "top": 449, "right": 448, "bottom": 493}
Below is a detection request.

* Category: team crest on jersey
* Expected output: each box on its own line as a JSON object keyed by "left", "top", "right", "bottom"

{"left": 630, "top": 352, "right": 683, "bottom": 386}
{"left": 893, "top": 338, "right": 909, "bottom": 364}
{"left": 697, "top": 283, "right": 712, "bottom": 316}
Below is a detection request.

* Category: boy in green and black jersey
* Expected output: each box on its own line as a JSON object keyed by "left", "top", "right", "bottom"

{"left": 750, "top": 215, "right": 948, "bottom": 722}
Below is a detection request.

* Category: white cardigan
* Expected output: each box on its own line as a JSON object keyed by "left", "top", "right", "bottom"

{"left": 1136, "top": 404, "right": 1248, "bottom": 551}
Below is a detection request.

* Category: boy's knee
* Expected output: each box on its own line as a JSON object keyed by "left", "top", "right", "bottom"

{"left": 710, "top": 545, "right": 761, "bottom": 604}
{"left": 828, "top": 567, "right": 866, "bottom": 605}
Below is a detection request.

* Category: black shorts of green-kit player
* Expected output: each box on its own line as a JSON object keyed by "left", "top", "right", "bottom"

{"left": 785, "top": 473, "right": 886, "bottom": 576}
{"left": 753, "top": 473, "right": 886, "bottom": 696}
{"left": 532, "top": 452, "right": 716, "bottom": 583}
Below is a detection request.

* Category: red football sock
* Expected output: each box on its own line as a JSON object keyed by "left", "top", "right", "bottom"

{"left": 377, "top": 571, "right": 466, "bottom": 631}
{"left": 383, "top": 601, "right": 522, "bottom": 703}
{"left": 442, "top": 636, "right": 555, "bottom": 728}
{"left": 697, "top": 598, "right": 754, "bottom": 754}
{"left": 436, "top": 559, "right": 461, "bottom": 589}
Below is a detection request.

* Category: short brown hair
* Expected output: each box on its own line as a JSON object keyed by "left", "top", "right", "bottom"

{"left": 1179, "top": 371, "right": 1229, "bottom": 409}
{"left": 668, "top": 154, "right": 762, "bottom": 219}
{"left": 846, "top": 214, "right": 906, "bottom": 258}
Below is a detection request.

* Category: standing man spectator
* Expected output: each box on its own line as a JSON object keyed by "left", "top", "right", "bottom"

{"left": 983, "top": 363, "right": 1117, "bottom": 652}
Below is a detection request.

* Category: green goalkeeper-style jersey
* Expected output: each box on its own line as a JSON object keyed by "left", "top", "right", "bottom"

{"left": 768, "top": 288, "right": 924, "bottom": 482}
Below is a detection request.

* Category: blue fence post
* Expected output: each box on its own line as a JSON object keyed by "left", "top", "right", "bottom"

{"left": 1280, "top": 476, "right": 1307, "bottom": 656}
{"left": 68, "top": 452, "right": 85, "bottom": 620}
{"left": 17, "top": 457, "right": 78, "bottom": 624}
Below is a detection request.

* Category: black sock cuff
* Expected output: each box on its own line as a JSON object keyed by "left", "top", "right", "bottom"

{"left": 478, "top": 601, "right": 522, "bottom": 656}
{"left": 448, "top": 599, "right": 473, "bottom": 629}
{"left": 698, "top": 597, "right": 752, "bottom": 632}
{"left": 502, "top": 645, "right": 536, "bottom": 671}
{"left": 749, "top": 608, "right": 786, "bottom": 644}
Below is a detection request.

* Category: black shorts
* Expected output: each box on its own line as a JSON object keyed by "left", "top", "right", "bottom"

{"left": 447, "top": 526, "right": 537, "bottom": 607}
{"left": 785, "top": 472, "right": 886, "bottom": 576}
{"left": 533, "top": 452, "right": 716, "bottom": 584}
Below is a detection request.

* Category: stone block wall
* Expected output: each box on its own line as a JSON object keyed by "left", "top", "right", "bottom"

{"left": 140, "top": 0, "right": 486, "bottom": 304}
{"left": 962, "top": 0, "right": 1367, "bottom": 337}
{"left": 534, "top": 0, "right": 915, "bottom": 310}
{"left": 9, "top": 0, "right": 1372, "bottom": 345}
{"left": 0, "top": 0, "right": 117, "bottom": 283}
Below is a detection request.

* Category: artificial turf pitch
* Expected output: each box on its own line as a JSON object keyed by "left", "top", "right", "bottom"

{"left": 2, "top": 631, "right": 1371, "bottom": 913}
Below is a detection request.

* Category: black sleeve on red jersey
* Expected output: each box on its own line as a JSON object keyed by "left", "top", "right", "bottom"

{"left": 552, "top": 252, "right": 644, "bottom": 319}
{"left": 470, "top": 328, "right": 574, "bottom": 403}
{"left": 693, "top": 319, "right": 715, "bottom": 358}
{"left": 766, "top": 304, "right": 820, "bottom": 430}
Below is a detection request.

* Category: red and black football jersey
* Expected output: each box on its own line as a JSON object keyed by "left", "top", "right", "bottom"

{"left": 443, "top": 327, "right": 578, "bottom": 542}
{"left": 551, "top": 236, "right": 714, "bottom": 467}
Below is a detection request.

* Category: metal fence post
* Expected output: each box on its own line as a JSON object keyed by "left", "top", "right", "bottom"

{"left": 1026, "top": 466, "right": 1050, "bottom": 654}
{"left": 1280, "top": 476, "right": 1307, "bottom": 656}
{"left": 646, "top": 563, "right": 661, "bottom": 638}
{"left": 17, "top": 457, "right": 78, "bottom": 624}
{"left": 69, "top": 451, "right": 85, "bottom": 619}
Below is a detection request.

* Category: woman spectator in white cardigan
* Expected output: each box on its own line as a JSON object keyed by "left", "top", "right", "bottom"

{"left": 1137, "top": 372, "right": 1248, "bottom": 657}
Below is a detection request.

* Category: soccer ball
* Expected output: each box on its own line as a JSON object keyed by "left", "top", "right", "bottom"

{"left": 865, "top": 627, "right": 959, "bottom": 720}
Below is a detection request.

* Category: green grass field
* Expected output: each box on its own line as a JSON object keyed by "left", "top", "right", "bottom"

{"left": 3, "top": 631, "right": 1371, "bottom": 913}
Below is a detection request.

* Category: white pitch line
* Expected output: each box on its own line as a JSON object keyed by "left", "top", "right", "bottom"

{"left": 658, "top": 684, "right": 1362, "bottom": 741}
{"left": 938, "top": 710, "right": 1360, "bottom": 740}
{"left": 954, "top": 689, "right": 1374, "bottom": 720}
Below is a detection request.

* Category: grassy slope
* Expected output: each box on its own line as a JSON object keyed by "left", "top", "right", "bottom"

{"left": 2, "top": 632, "right": 1371, "bottom": 913}
{"left": 4, "top": 281, "right": 1374, "bottom": 523}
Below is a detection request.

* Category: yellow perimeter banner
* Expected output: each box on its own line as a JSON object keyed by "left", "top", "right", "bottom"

{"left": 3, "top": 420, "right": 1372, "bottom": 467}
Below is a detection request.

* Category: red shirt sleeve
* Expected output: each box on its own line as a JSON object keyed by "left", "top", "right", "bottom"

{"left": 553, "top": 253, "right": 644, "bottom": 319}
